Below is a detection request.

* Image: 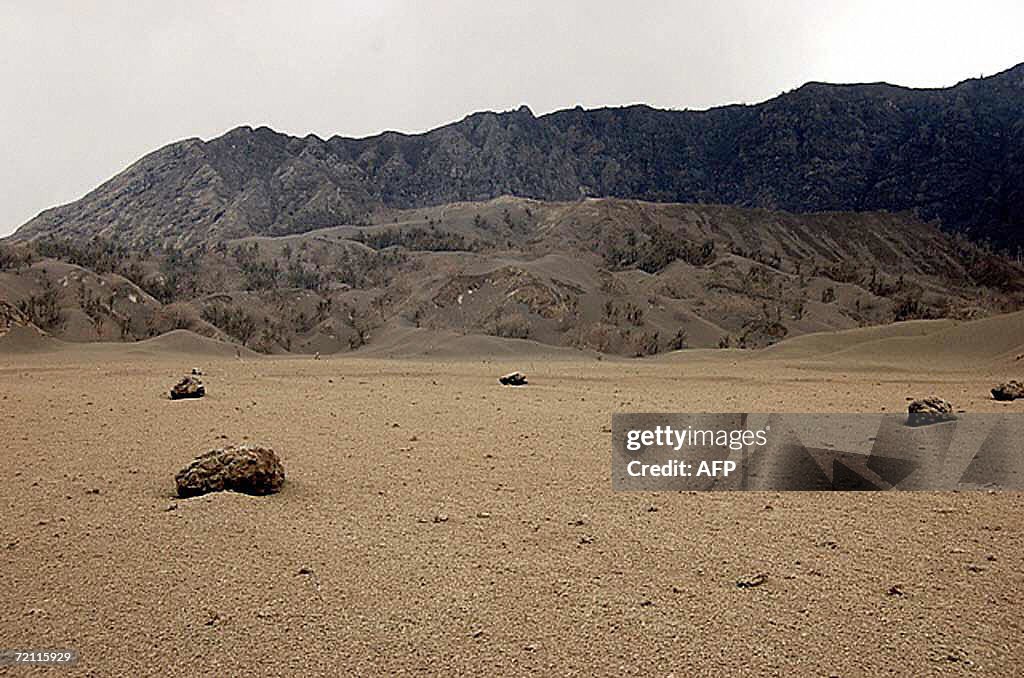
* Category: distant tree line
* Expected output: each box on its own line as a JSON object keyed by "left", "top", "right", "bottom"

{"left": 353, "top": 226, "right": 480, "bottom": 252}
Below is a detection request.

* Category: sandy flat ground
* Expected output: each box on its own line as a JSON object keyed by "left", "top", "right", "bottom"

{"left": 1, "top": 322, "right": 1023, "bottom": 676}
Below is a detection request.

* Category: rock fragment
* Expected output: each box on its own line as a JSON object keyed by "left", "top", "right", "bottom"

{"left": 991, "top": 380, "right": 1024, "bottom": 401}
{"left": 175, "top": 444, "right": 285, "bottom": 498}
{"left": 170, "top": 375, "right": 205, "bottom": 400}
{"left": 736, "top": 573, "right": 767, "bottom": 588}
{"left": 907, "top": 397, "right": 956, "bottom": 426}
{"left": 498, "top": 371, "right": 528, "bottom": 386}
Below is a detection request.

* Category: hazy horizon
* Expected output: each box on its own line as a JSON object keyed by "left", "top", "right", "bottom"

{"left": 3, "top": 0, "right": 1023, "bottom": 237}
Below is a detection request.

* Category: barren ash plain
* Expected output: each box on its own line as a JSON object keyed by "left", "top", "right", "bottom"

{"left": 2, "top": 311, "right": 1023, "bottom": 677}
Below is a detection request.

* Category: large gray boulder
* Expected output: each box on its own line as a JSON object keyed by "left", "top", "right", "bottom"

{"left": 175, "top": 444, "right": 285, "bottom": 498}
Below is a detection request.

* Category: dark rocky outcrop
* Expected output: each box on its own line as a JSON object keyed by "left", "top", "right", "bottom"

{"left": 175, "top": 444, "right": 285, "bottom": 497}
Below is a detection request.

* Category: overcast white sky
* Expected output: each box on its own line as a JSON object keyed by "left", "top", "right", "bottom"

{"left": 2, "top": 0, "right": 1023, "bottom": 237}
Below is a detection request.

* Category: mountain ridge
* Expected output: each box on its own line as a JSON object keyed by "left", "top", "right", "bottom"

{"left": 10, "top": 63, "right": 1024, "bottom": 250}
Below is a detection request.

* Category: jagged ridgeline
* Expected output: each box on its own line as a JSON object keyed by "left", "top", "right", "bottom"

{"left": 9, "top": 63, "right": 1024, "bottom": 252}
{"left": 2, "top": 198, "right": 1021, "bottom": 355}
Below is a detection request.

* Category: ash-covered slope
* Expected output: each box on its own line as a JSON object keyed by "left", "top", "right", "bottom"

{"left": 4, "top": 197, "right": 1021, "bottom": 355}
{"left": 11, "top": 63, "right": 1024, "bottom": 249}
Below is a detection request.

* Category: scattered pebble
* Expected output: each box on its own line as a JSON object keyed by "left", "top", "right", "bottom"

{"left": 736, "top": 573, "right": 767, "bottom": 589}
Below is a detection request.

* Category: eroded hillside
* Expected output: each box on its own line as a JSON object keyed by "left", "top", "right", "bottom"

{"left": 2, "top": 198, "right": 1020, "bottom": 355}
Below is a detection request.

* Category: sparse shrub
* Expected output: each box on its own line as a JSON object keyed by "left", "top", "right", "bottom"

{"left": 0, "top": 242, "right": 33, "bottom": 271}
{"left": 598, "top": 272, "right": 627, "bottom": 296}
{"left": 603, "top": 300, "right": 619, "bottom": 322}
{"left": 201, "top": 303, "right": 258, "bottom": 345}
{"left": 738, "top": 319, "right": 788, "bottom": 348}
{"left": 487, "top": 311, "right": 531, "bottom": 339}
{"left": 253, "top": 319, "right": 292, "bottom": 352}
{"left": 822, "top": 260, "right": 862, "bottom": 285}
{"left": 668, "top": 328, "right": 688, "bottom": 350}
{"left": 147, "top": 303, "right": 200, "bottom": 336}
{"left": 17, "top": 278, "right": 62, "bottom": 329}
{"left": 603, "top": 300, "right": 644, "bottom": 326}
{"left": 345, "top": 306, "right": 377, "bottom": 350}
{"left": 892, "top": 291, "right": 928, "bottom": 321}
{"left": 285, "top": 260, "right": 324, "bottom": 291}
{"left": 631, "top": 330, "right": 660, "bottom": 357}
{"left": 623, "top": 302, "right": 644, "bottom": 326}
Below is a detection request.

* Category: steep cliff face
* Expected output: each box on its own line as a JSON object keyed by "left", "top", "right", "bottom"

{"left": 11, "top": 64, "right": 1024, "bottom": 250}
